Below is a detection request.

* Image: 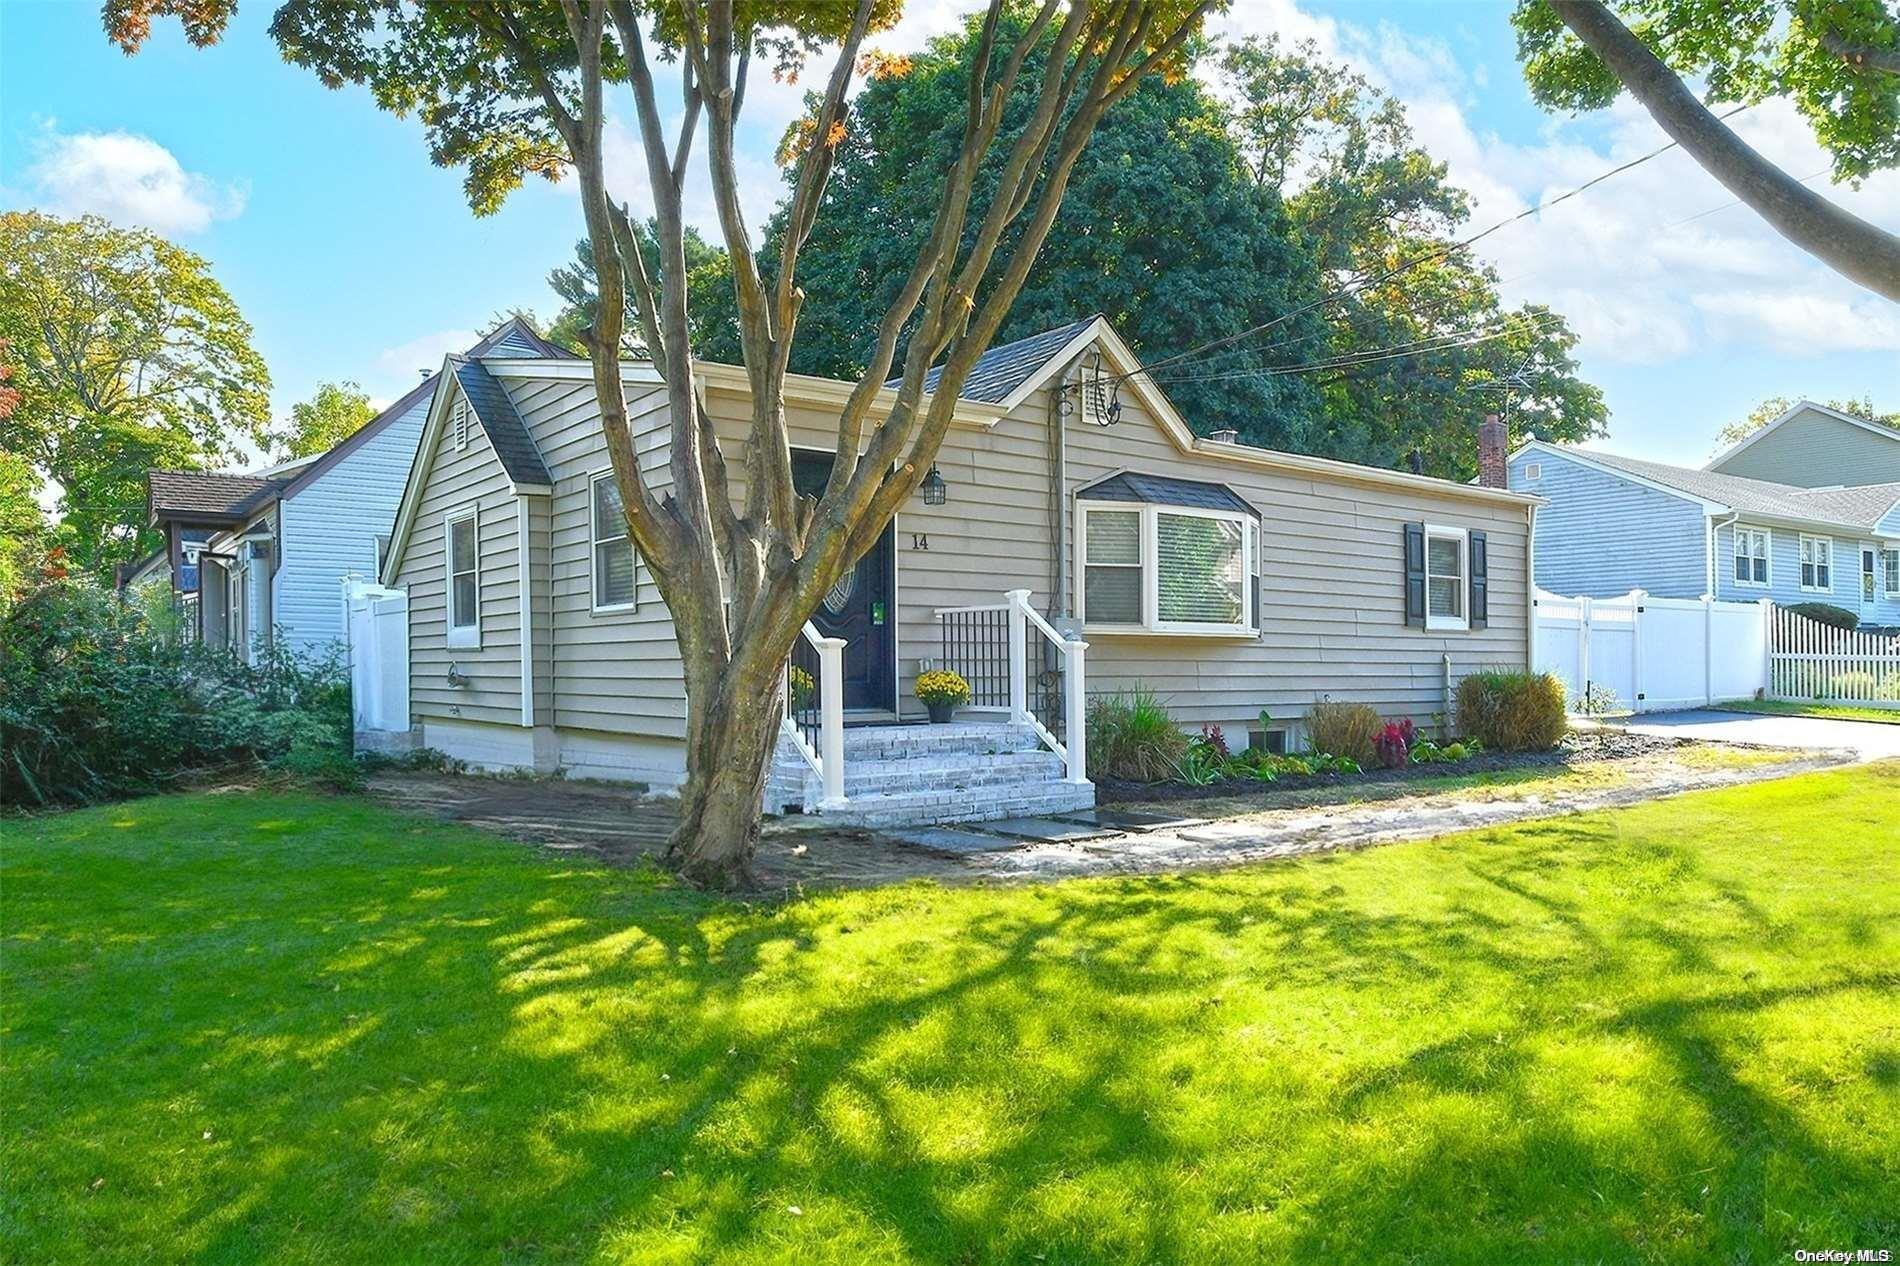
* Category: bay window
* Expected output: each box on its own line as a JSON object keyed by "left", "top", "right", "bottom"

{"left": 1078, "top": 500, "right": 1258, "bottom": 635}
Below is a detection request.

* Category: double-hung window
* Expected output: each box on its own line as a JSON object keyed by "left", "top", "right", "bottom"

{"left": 1078, "top": 501, "right": 1257, "bottom": 635}
{"left": 1733, "top": 527, "right": 1769, "bottom": 587}
{"left": 446, "top": 507, "right": 480, "bottom": 647}
{"left": 1424, "top": 526, "right": 1468, "bottom": 631}
{"left": 1886, "top": 547, "right": 1900, "bottom": 595}
{"left": 590, "top": 471, "right": 638, "bottom": 611}
{"left": 1799, "top": 534, "right": 1832, "bottom": 592}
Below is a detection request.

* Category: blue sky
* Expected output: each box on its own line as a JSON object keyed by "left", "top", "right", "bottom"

{"left": 3, "top": 0, "right": 1894, "bottom": 473}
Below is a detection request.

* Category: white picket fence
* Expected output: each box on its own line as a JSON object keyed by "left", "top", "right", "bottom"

{"left": 1768, "top": 606, "right": 1900, "bottom": 708}
{"left": 1533, "top": 589, "right": 1769, "bottom": 713}
{"left": 343, "top": 579, "right": 410, "bottom": 733}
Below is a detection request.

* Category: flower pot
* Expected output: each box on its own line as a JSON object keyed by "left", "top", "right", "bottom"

{"left": 926, "top": 701, "right": 956, "bottom": 724}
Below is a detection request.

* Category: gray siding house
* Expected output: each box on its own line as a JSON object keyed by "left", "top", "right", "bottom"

{"left": 381, "top": 316, "right": 1542, "bottom": 820}
{"left": 137, "top": 319, "right": 563, "bottom": 658}
{"left": 1512, "top": 405, "right": 1900, "bottom": 628}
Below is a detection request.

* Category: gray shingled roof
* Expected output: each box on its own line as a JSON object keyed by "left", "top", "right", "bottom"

{"left": 147, "top": 470, "right": 285, "bottom": 523}
{"left": 451, "top": 358, "right": 551, "bottom": 487}
{"left": 1078, "top": 471, "right": 1259, "bottom": 518}
{"left": 1577, "top": 449, "right": 1900, "bottom": 529}
{"left": 892, "top": 315, "right": 1098, "bottom": 404}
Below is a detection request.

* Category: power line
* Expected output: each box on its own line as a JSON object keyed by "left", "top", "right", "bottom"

{"left": 1119, "top": 102, "right": 1755, "bottom": 385}
{"left": 1145, "top": 310, "right": 1570, "bottom": 388}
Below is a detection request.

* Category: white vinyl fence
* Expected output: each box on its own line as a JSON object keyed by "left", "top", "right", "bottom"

{"left": 1768, "top": 606, "right": 1900, "bottom": 708}
{"left": 343, "top": 579, "right": 410, "bottom": 733}
{"left": 1534, "top": 589, "right": 1769, "bottom": 713}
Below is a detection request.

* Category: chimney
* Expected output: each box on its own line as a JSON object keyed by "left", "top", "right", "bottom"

{"left": 1477, "top": 413, "right": 1509, "bottom": 489}
{"left": 1207, "top": 428, "right": 1239, "bottom": 445}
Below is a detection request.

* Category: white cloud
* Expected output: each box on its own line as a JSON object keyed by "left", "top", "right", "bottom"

{"left": 23, "top": 125, "right": 246, "bottom": 234}
{"left": 374, "top": 328, "right": 478, "bottom": 395}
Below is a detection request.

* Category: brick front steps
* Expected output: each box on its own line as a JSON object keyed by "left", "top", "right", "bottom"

{"left": 765, "top": 720, "right": 1095, "bottom": 829}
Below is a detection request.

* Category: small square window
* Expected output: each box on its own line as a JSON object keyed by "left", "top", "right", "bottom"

{"left": 1522, "top": 462, "right": 1542, "bottom": 482}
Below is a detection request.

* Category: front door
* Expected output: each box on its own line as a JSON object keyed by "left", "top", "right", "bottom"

{"left": 1862, "top": 546, "right": 1879, "bottom": 622}
{"left": 792, "top": 451, "right": 896, "bottom": 712}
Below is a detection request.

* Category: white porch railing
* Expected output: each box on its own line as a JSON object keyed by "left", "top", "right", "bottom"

{"left": 935, "top": 589, "right": 1090, "bottom": 785}
{"left": 782, "top": 620, "right": 847, "bottom": 807}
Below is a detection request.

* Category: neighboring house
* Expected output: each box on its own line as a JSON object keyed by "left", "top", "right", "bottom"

{"left": 1511, "top": 423, "right": 1900, "bottom": 627}
{"left": 381, "top": 314, "right": 1542, "bottom": 819}
{"left": 135, "top": 318, "right": 565, "bottom": 659}
{"left": 1706, "top": 400, "right": 1900, "bottom": 487}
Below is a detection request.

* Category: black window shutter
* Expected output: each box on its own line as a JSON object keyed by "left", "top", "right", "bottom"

{"left": 1469, "top": 529, "right": 1489, "bottom": 630}
{"left": 1403, "top": 522, "right": 1426, "bottom": 628}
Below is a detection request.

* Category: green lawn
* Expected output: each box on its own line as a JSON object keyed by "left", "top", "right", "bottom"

{"left": 1716, "top": 698, "right": 1900, "bottom": 725}
{"left": 4, "top": 769, "right": 1897, "bottom": 1264}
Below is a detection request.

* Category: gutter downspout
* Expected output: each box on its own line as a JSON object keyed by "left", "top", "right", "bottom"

{"left": 1525, "top": 501, "right": 1539, "bottom": 672}
{"left": 1708, "top": 511, "right": 1739, "bottom": 597}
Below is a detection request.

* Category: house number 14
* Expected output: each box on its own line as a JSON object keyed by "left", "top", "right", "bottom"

{"left": 910, "top": 533, "right": 929, "bottom": 551}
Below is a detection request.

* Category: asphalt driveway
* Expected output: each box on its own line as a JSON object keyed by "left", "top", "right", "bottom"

{"left": 1609, "top": 709, "right": 1900, "bottom": 761}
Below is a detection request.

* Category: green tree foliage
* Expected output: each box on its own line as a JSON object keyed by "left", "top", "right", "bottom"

{"left": 765, "top": 18, "right": 1332, "bottom": 451}
{"left": 280, "top": 381, "right": 376, "bottom": 460}
{"left": 1713, "top": 394, "right": 1899, "bottom": 453}
{"left": 0, "top": 212, "right": 271, "bottom": 576}
{"left": 1514, "top": 0, "right": 1900, "bottom": 184}
{"left": 546, "top": 225, "right": 740, "bottom": 362}
{"left": 1221, "top": 35, "right": 1606, "bottom": 478}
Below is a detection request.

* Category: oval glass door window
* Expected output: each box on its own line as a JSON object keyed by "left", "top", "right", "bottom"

{"left": 823, "top": 569, "right": 856, "bottom": 615}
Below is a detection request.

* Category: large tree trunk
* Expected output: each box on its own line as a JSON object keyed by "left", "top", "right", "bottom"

{"left": 1550, "top": 0, "right": 1900, "bottom": 302}
{"left": 667, "top": 643, "right": 788, "bottom": 889}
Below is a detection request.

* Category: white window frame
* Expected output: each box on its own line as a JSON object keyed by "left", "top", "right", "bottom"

{"left": 1885, "top": 547, "right": 1900, "bottom": 595}
{"left": 446, "top": 505, "right": 481, "bottom": 648}
{"left": 1732, "top": 525, "right": 1771, "bottom": 589}
{"left": 1798, "top": 534, "right": 1832, "bottom": 593}
{"left": 1522, "top": 462, "right": 1542, "bottom": 483}
{"left": 1423, "top": 523, "right": 1470, "bottom": 633}
{"left": 1076, "top": 500, "right": 1257, "bottom": 636}
{"left": 588, "top": 469, "right": 639, "bottom": 613}
{"left": 452, "top": 398, "right": 470, "bottom": 451}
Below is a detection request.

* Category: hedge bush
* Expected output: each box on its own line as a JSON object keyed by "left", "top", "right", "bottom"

{"left": 1786, "top": 602, "right": 1859, "bottom": 631}
{"left": 1456, "top": 670, "right": 1568, "bottom": 752}
{"left": 1, "top": 578, "right": 354, "bottom": 807}
{"left": 1303, "top": 700, "right": 1382, "bottom": 765}
{"left": 1086, "top": 689, "right": 1189, "bottom": 782}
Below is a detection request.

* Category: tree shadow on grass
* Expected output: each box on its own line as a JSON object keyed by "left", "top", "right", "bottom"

{"left": 8, "top": 789, "right": 1896, "bottom": 1263}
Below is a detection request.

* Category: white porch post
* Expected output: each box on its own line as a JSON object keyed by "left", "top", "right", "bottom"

{"left": 1064, "top": 636, "right": 1089, "bottom": 784}
{"left": 1005, "top": 588, "right": 1031, "bottom": 724}
{"left": 818, "top": 633, "right": 847, "bottom": 808}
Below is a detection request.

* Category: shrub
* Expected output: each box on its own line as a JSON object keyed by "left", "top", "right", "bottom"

{"left": 1, "top": 577, "right": 354, "bottom": 807}
{"left": 1786, "top": 602, "right": 1859, "bottom": 631}
{"left": 1303, "top": 700, "right": 1381, "bottom": 765}
{"left": 1086, "top": 689, "right": 1188, "bottom": 782}
{"left": 1456, "top": 670, "right": 1567, "bottom": 752}
{"left": 1375, "top": 718, "right": 1415, "bottom": 769}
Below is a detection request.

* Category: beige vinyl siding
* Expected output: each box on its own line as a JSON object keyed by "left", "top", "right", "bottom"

{"left": 487, "top": 354, "right": 1532, "bottom": 751}
{"left": 1708, "top": 406, "right": 1900, "bottom": 487}
{"left": 397, "top": 384, "right": 524, "bottom": 727}
{"left": 511, "top": 375, "right": 682, "bottom": 740}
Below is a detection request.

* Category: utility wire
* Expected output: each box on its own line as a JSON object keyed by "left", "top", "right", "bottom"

{"left": 1118, "top": 102, "right": 1755, "bottom": 385}
{"left": 1145, "top": 310, "right": 1570, "bottom": 388}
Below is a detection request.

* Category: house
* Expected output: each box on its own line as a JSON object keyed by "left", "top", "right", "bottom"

{"left": 378, "top": 315, "right": 1542, "bottom": 824}
{"left": 1511, "top": 402, "right": 1900, "bottom": 628}
{"left": 135, "top": 318, "right": 564, "bottom": 659}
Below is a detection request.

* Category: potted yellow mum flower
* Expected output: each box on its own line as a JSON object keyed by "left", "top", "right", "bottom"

{"left": 914, "top": 669, "right": 972, "bottom": 724}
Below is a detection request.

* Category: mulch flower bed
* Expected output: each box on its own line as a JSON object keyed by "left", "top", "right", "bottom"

{"left": 1094, "top": 728, "right": 1686, "bottom": 805}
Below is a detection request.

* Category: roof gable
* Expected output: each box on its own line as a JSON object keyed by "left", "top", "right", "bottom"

{"left": 1706, "top": 400, "right": 1900, "bottom": 482}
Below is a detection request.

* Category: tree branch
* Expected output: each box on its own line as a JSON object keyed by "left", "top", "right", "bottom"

{"left": 1550, "top": 0, "right": 1900, "bottom": 300}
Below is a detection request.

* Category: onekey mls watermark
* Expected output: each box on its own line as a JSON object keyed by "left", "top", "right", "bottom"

{"left": 1793, "top": 1251, "right": 1892, "bottom": 1263}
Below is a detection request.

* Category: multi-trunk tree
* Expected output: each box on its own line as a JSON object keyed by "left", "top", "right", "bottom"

{"left": 111, "top": 0, "right": 1219, "bottom": 887}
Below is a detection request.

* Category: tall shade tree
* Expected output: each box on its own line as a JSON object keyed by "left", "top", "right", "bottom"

{"left": 0, "top": 212, "right": 273, "bottom": 575}
{"left": 547, "top": 224, "right": 741, "bottom": 360}
{"left": 1220, "top": 36, "right": 1606, "bottom": 477}
{"left": 280, "top": 381, "right": 376, "bottom": 460}
{"left": 760, "top": 16, "right": 1330, "bottom": 451}
{"left": 1513, "top": 0, "right": 1900, "bottom": 300}
{"left": 112, "top": 0, "right": 1221, "bottom": 886}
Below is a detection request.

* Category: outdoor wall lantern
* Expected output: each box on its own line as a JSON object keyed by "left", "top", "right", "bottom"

{"left": 920, "top": 464, "right": 948, "bottom": 506}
